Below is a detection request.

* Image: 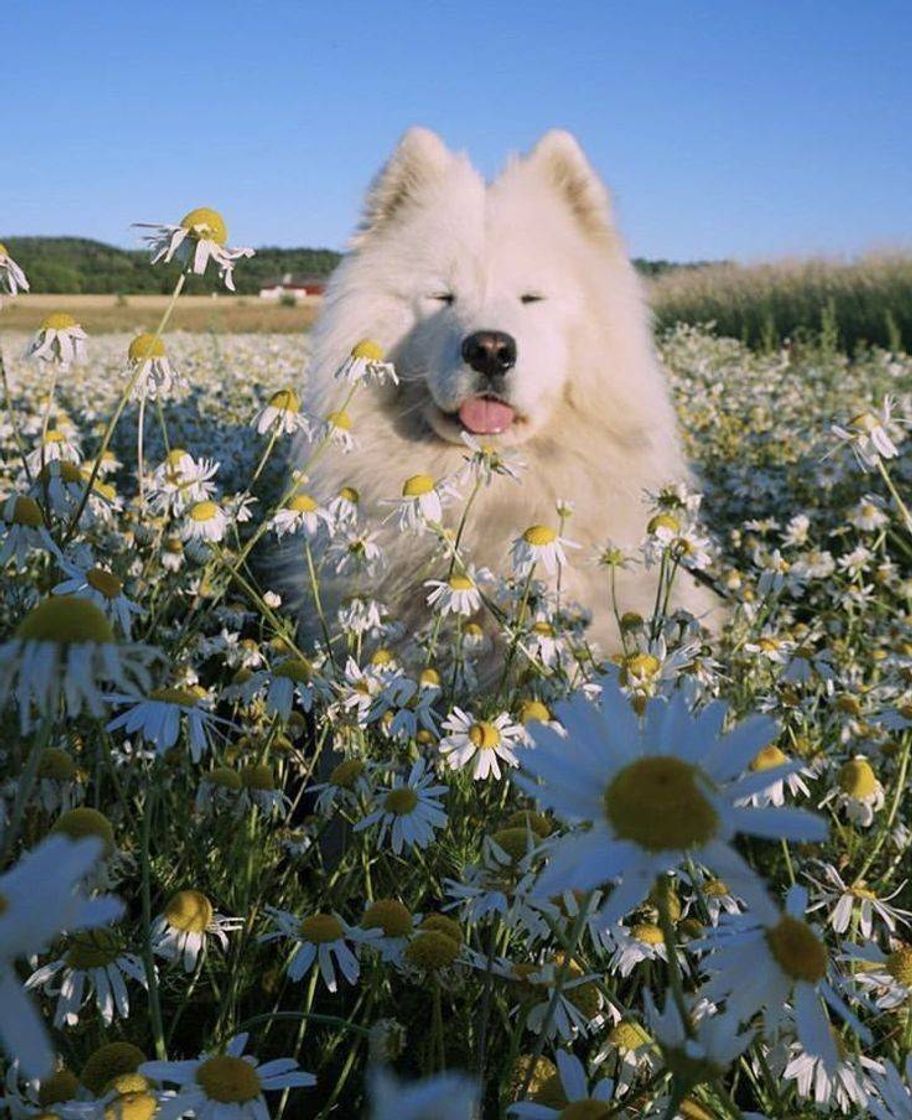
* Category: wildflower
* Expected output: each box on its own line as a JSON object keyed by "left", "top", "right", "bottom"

{"left": 140, "top": 1032, "right": 314, "bottom": 1118}
{"left": 781, "top": 1034, "right": 880, "bottom": 1113}
{"left": 151, "top": 889, "right": 239, "bottom": 972}
{"left": 830, "top": 756, "right": 885, "bottom": 826}
{"left": 509, "top": 1050, "right": 614, "bottom": 1118}
{"left": 270, "top": 491, "right": 333, "bottom": 539}
{"left": 0, "top": 494, "right": 52, "bottom": 566}
{"left": 25, "top": 927, "right": 146, "bottom": 1028}
{"left": 0, "top": 596, "right": 157, "bottom": 730}
{"left": 440, "top": 708, "right": 524, "bottom": 780}
{"left": 334, "top": 339, "right": 398, "bottom": 387}
{"left": 807, "top": 863, "right": 910, "bottom": 937}
{"left": 53, "top": 559, "right": 143, "bottom": 637}
{"left": 0, "top": 834, "right": 122, "bottom": 1078}
{"left": 460, "top": 431, "right": 526, "bottom": 485}
{"left": 27, "top": 427, "right": 83, "bottom": 470}
{"left": 106, "top": 685, "right": 219, "bottom": 762}
{"left": 182, "top": 499, "right": 228, "bottom": 544}
{"left": 516, "top": 680, "right": 826, "bottom": 924}
{"left": 361, "top": 898, "right": 417, "bottom": 963}
{"left": 0, "top": 242, "right": 29, "bottom": 295}
{"left": 369, "top": 1068, "right": 480, "bottom": 1120}
{"left": 740, "top": 742, "right": 812, "bottom": 808}
{"left": 606, "top": 922, "right": 668, "bottom": 976}
{"left": 253, "top": 388, "right": 309, "bottom": 436}
{"left": 149, "top": 449, "right": 219, "bottom": 516}
{"left": 700, "top": 885, "right": 869, "bottom": 1072}
{"left": 326, "top": 528, "right": 385, "bottom": 576}
{"left": 128, "top": 332, "right": 186, "bottom": 400}
{"left": 387, "top": 472, "right": 458, "bottom": 533}
{"left": 645, "top": 992, "right": 753, "bottom": 1090}
{"left": 135, "top": 207, "right": 254, "bottom": 290}
{"left": 312, "top": 756, "right": 372, "bottom": 815}
{"left": 831, "top": 397, "right": 903, "bottom": 470}
{"left": 425, "top": 567, "right": 486, "bottom": 616}
{"left": 841, "top": 941, "right": 912, "bottom": 1010}
{"left": 260, "top": 907, "right": 379, "bottom": 992}
{"left": 511, "top": 525, "right": 579, "bottom": 578}
{"left": 353, "top": 760, "right": 448, "bottom": 854}
{"left": 848, "top": 494, "right": 890, "bottom": 531}
{"left": 242, "top": 655, "right": 329, "bottom": 720}
{"left": 328, "top": 484, "right": 361, "bottom": 527}
{"left": 27, "top": 312, "right": 88, "bottom": 367}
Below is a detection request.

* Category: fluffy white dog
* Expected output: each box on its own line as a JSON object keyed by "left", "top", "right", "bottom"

{"left": 295, "top": 127, "right": 717, "bottom": 649}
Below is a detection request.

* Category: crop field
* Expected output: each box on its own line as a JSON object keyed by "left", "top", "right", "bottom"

{"left": 1, "top": 242, "right": 912, "bottom": 1120}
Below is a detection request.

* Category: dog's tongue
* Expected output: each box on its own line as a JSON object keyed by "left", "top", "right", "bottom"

{"left": 458, "top": 396, "right": 515, "bottom": 434}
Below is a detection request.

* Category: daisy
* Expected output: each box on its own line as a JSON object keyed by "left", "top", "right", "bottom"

{"left": 386, "top": 473, "right": 456, "bottom": 534}
{"left": 25, "top": 927, "right": 146, "bottom": 1028}
{"left": 841, "top": 941, "right": 912, "bottom": 1010}
{"left": 149, "top": 449, "right": 219, "bottom": 516}
{"left": 738, "top": 742, "right": 812, "bottom": 808}
{"left": 848, "top": 494, "right": 890, "bottom": 532}
{"left": 606, "top": 922, "right": 668, "bottom": 977}
{"left": 260, "top": 907, "right": 379, "bottom": 992}
{"left": 241, "top": 655, "right": 330, "bottom": 720}
{"left": 0, "top": 494, "right": 53, "bottom": 567}
{"left": 27, "top": 313, "right": 88, "bottom": 367}
{"left": 0, "top": 834, "right": 122, "bottom": 1079}
{"left": 269, "top": 491, "right": 333, "bottom": 539}
{"left": 360, "top": 898, "right": 418, "bottom": 963}
{"left": 53, "top": 560, "right": 143, "bottom": 637}
{"left": 311, "top": 756, "right": 372, "bottom": 816}
{"left": 514, "top": 679, "right": 826, "bottom": 924}
{"left": 830, "top": 397, "right": 904, "bottom": 470}
{"left": 368, "top": 1069, "right": 480, "bottom": 1120}
{"left": 830, "top": 756, "right": 885, "bottom": 826}
{"left": 0, "top": 596, "right": 157, "bottom": 731}
{"left": 699, "top": 885, "right": 869, "bottom": 1072}
{"left": 333, "top": 339, "right": 399, "bottom": 387}
{"left": 781, "top": 1036, "right": 881, "bottom": 1113}
{"left": 645, "top": 991, "right": 754, "bottom": 1087}
{"left": 0, "top": 241, "right": 29, "bottom": 295}
{"left": 151, "top": 890, "right": 239, "bottom": 972}
{"left": 140, "top": 1031, "right": 314, "bottom": 1119}
{"left": 440, "top": 708, "right": 524, "bottom": 781}
{"left": 511, "top": 525, "right": 579, "bottom": 578}
{"left": 27, "top": 427, "right": 83, "bottom": 470}
{"left": 328, "top": 484, "right": 361, "bottom": 527}
{"left": 127, "top": 332, "right": 187, "bottom": 401}
{"left": 135, "top": 207, "right": 255, "bottom": 290}
{"left": 252, "top": 388, "right": 309, "bottom": 436}
{"left": 459, "top": 431, "right": 526, "bottom": 485}
{"left": 512, "top": 955, "right": 608, "bottom": 1042}
{"left": 319, "top": 408, "right": 356, "bottom": 451}
{"left": 509, "top": 1050, "right": 614, "bottom": 1118}
{"left": 106, "top": 685, "right": 219, "bottom": 762}
{"left": 806, "top": 863, "right": 910, "bottom": 937}
{"left": 425, "top": 567, "right": 486, "bottom": 616}
{"left": 353, "top": 760, "right": 448, "bottom": 854}
{"left": 182, "top": 499, "right": 228, "bottom": 544}
{"left": 326, "top": 528, "right": 385, "bottom": 577}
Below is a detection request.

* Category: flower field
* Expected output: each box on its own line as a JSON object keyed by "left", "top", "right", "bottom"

{"left": 1, "top": 230, "right": 912, "bottom": 1120}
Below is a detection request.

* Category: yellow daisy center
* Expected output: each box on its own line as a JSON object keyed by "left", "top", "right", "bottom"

{"left": 66, "top": 928, "right": 121, "bottom": 970}
{"left": 268, "top": 388, "right": 300, "bottom": 412}
{"left": 419, "top": 913, "right": 463, "bottom": 944}
{"left": 559, "top": 1102, "right": 611, "bottom": 1120}
{"left": 648, "top": 512, "right": 681, "bottom": 534}
{"left": 38, "top": 1069, "right": 81, "bottom": 1107}
{"left": 299, "top": 913, "right": 344, "bottom": 943}
{"left": 631, "top": 922, "right": 665, "bottom": 946}
{"left": 362, "top": 899, "right": 413, "bottom": 938}
{"left": 351, "top": 339, "right": 384, "bottom": 360}
{"left": 287, "top": 493, "right": 318, "bottom": 513}
{"left": 275, "top": 657, "right": 314, "bottom": 682}
{"left": 38, "top": 748, "right": 77, "bottom": 782}
{"left": 523, "top": 525, "right": 557, "bottom": 546}
{"left": 241, "top": 764, "right": 275, "bottom": 791}
{"left": 402, "top": 473, "right": 435, "bottom": 497}
{"left": 41, "top": 312, "right": 78, "bottom": 331}
{"left": 608, "top": 1020, "right": 651, "bottom": 1052}
{"left": 468, "top": 721, "right": 501, "bottom": 750}
{"left": 327, "top": 409, "right": 352, "bottom": 430}
{"left": 384, "top": 787, "right": 419, "bottom": 815}
{"left": 886, "top": 946, "right": 912, "bottom": 986}
{"left": 838, "top": 758, "right": 878, "bottom": 798}
{"left": 492, "top": 827, "right": 533, "bottom": 861}
{"left": 104, "top": 1092, "right": 157, "bottom": 1120}
{"left": 506, "top": 809, "right": 552, "bottom": 838}
{"left": 189, "top": 500, "right": 220, "bottom": 522}
{"left": 520, "top": 699, "right": 551, "bottom": 724}
{"left": 51, "top": 807, "right": 115, "bottom": 856}
{"left": 18, "top": 596, "right": 115, "bottom": 644}
{"left": 620, "top": 652, "right": 661, "bottom": 682}
{"left": 603, "top": 757, "right": 718, "bottom": 852}
{"left": 419, "top": 667, "right": 441, "bottom": 687}
{"left": 87, "top": 567, "right": 124, "bottom": 599}
{"left": 81, "top": 1042, "right": 147, "bottom": 1096}
{"left": 765, "top": 914, "right": 827, "bottom": 982}
{"left": 164, "top": 890, "right": 213, "bottom": 933}
{"left": 512, "top": 1055, "right": 564, "bottom": 1108}
{"left": 195, "top": 1055, "right": 261, "bottom": 1103}
{"left": 206, "top": 767, "right": 242, "bottom": 791}
{"left": 750, "top": 744, "right": 789, "bottom": 771}
{"left": 0, "top": 242, "right": 7, "bottom": 256}
{"left": 180, "top": 207, "right": 228, "bottom": 245}
{"left": 128, "top": 333, "right": 166, "bottom": 362}
{"left": 149, "top": 686, "right": 201, "bottom": 706}
{"left": 371, "top": 648, "right": 394, "bottom": 666}
{"left": 848, "top": 412, "right": 880, "bottom": 433}
{"left": 339, "top": 486, "right": 359, "bottom": 502}
{"left": 10, "top": 496, "right": 43, "bottom": 527}
{"left": 448, "top": 575, "right": 474, "bottom": 591}
{"left": 404, "top": 930, "right": 460, "bottom": 971}
{"left": 329, "top": 758, "right": 364, "bottom": 787}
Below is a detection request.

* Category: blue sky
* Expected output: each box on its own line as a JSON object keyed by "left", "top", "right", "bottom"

{"left": 3, "top": 1, "right": 910, "bottom": 261}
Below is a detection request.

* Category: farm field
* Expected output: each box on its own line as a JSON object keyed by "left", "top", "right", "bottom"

{"left": 1, "top": 290, "right": 911, "bottom": 1117}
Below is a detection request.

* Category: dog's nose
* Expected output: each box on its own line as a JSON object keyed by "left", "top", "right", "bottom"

{"left": 461, "top": 330, "right": 517, "bottom": 378}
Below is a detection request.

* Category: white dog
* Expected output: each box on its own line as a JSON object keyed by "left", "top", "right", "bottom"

{"left": 295, "top": 127, "right": 717, "bottom": 649}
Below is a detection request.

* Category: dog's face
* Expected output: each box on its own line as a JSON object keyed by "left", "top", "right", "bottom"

{"left": 348, "top": 129, "right": 619, "bottom": 447}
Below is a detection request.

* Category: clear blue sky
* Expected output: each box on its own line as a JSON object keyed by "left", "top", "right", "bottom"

{"left": 3, "top": 0, "right": 910, "bottom": 262}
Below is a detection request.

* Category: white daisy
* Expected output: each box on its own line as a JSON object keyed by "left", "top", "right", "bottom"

{"left": 182, "top": 499, "right": 228, "bottom": 544}
{"left": 439, "top": 708, "right": 524, "bottom": 781}
{"left": 260, "top": 907, "right": 379, "bottom": 992}
{"left": 333, "top": 339, "right": 398, "bottom": 387}
{"left": 149, "top": 449, "right": 219, "bottom": 516}
{"left": 386, "top": 473, "right": 457, "bottom": 534}
{"left": 106, "top": 686, "right": 219, "bottom": 762}
{"left": 0, "top": 242, "right": 29, "bottom": 295}
{"left": 140, "top": 1031, "right": 314, "bottom": 1119}
{"left": 807, "top": 863, "right": 911, "bottom": 937}
{"left": 841, "top": 941, "right": 912, "bottom": 1010}
{"left": 252, "top": 388, "right": 309, "bottom": 436}
{"left": 128, "top": 332, "right": 187, "bottom": 401}
{"left": 0, "top": 494, "right": 53, "bottom": 567}
{"left": 509, "top": 1050, "right": 614, "bottom": 1118}
{"left": 514, "top": 680, "right": 826, "bottom": 924}
{"left": 270, "top": 491, "right": 333, "bottom": 539}
{"left": 369, "top": 1068, "right": 480, "bottom": 1120}
{"left": 353, "top": 760, "right": 448, "bottom": 854}
{"left": 830, "top": 397, "right": 904, "bottom": 470}
{"left": 135, "top": 207, "right": 255, "bottom": 290}
{"left": 511, "top": 525, "right": 579, "bottom": 578}
{"left": 425, "top": 567, "right": 486, "bottom": 616}
{"left": 151, "top": 890, "right": 239, "bottom": 973}
{"left": 52, "top": 561, "right": 143, "bottom": 637}
{"left": 27, "top": 313, "right": 88, "bottom": 367}
{"left": 319, "top": 408, "right": 356, "bottom": 451}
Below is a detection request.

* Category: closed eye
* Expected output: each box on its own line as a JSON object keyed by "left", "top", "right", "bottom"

{"left": 520, "top": 293, "right": 545, "bottom": 304}
{"left": 429, "top": 293, "right": 455, "bottom": 305}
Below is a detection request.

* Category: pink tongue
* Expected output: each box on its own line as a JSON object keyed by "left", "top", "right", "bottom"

{"left": 458, "top": 397, "right": 515, "bottom": 434}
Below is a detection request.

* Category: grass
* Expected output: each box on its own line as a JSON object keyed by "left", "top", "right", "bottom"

{"left": 649, "top": 251, "right": 912, "bottom": 353}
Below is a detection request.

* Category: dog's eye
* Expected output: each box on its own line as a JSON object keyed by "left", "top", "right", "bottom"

{"left": 430, "top": 293, "right": 455, "bottom": 305}
{"left": 520, "top": 293, "right": 545, "bottom": 304}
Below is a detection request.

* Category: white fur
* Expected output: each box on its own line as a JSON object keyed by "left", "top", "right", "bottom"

{"left": 295, "top": 127, "right": 716, "bottom": 648}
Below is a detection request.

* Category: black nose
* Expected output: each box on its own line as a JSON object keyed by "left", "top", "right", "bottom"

{"left": 461, "top": 330, "right": 517, "bottom": 378}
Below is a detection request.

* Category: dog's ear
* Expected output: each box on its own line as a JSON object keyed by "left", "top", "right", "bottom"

{"left": 525, "top": 130, "right": 615, "bottom": 240}
{"left": 355, "top": 127, "right": 454, "bottom": 243}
